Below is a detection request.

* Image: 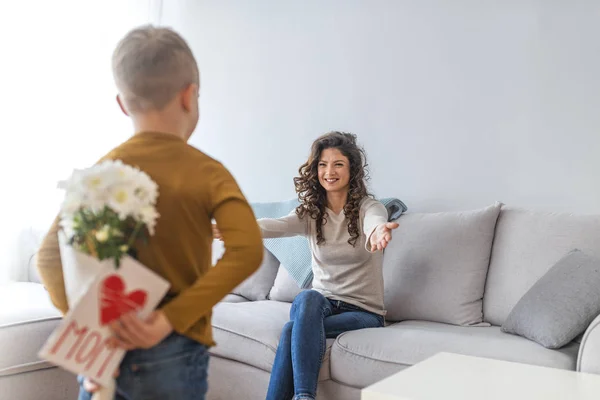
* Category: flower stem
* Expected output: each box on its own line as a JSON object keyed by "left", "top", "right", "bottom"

{"left": 127, "top": 221, "right": 143, "bottom": 249}
{"left": 84, "top": 233, "right": 98, "bottom": 259}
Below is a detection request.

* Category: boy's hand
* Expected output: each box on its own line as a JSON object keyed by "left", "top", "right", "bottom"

{"left": 369, "top": 222, "right": 400, "bottom": 252}
{"left": 212, "top": 224, "right": 223, "bottom": 240}
{"left": 83, "top": 369, "right": 119, "bottom": 393}
{"left": 108, "top": 310, "right": 173, "bottom": 350}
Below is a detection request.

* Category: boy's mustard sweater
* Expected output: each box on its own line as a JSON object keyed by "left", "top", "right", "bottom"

{"left": 37, "top": 131, "right": 263, "bottom": 346}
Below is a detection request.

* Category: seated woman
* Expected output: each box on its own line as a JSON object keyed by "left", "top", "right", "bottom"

{"left": 214, "top": 131, "right": 398, "bottom": 400}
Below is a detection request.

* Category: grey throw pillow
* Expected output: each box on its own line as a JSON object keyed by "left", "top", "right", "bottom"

{"left": 501, "top": 249, "right": 600, "bottom": 349}
{"left": 268, "top": 264, "right": 311, "bottom": 302}
{"left": 383, "top": 202, "right": 502, "bottom": 326}
{"left": 231, "top": 248, "right": 280, "bottom": 301}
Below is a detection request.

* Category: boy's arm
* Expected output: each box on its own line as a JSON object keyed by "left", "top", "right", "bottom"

{"left": 160, "top": 166, "right": 263, "bottom": 334}
{"left": 36, "top": 216, "right": 69, "bottom": 314}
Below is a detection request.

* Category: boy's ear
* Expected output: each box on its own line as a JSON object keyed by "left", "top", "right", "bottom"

{"left": 116, "top": 94, "right": 129, "bottom": 116}
{"left": 181, "top": 83, "right": 198, "bottom": 113}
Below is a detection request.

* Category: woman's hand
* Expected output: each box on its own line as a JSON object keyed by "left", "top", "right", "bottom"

{"left": 212, "top": 224, "right": 222, "bottom": 240}
{"left": 369, "top": 222, "right": 400, "bottom": 252}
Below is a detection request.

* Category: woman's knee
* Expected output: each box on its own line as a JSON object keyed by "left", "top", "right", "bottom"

{"left": 282, "top": 320, "right": 294, "bottom": 336}
{"left": 293, "top": 290, "right": 326, "bottom": 307}
{"left": 291, "top": 290, "right": 328, "bottom": 317}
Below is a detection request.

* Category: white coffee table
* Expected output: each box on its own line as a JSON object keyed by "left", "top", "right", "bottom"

{"left": 361, "top": 352, "right": 600, "bottom": 400}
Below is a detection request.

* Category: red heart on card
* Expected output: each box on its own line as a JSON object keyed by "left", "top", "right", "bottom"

{"left": 99, "top": 274, "right": 148, "bottom": 326}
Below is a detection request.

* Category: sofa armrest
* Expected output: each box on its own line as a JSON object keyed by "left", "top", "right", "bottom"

{"left": 577, "top": 314, "right": 600, "bottom": 374}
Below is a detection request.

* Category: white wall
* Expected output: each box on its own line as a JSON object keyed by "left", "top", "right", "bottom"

{"left": 0, "top": 0, "right": 155, "bottom": 282}
{"left": 160, "top": 0, "right": 600, "bottom": 214}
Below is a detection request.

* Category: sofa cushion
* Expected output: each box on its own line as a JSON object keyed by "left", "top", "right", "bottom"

{"left": 382, "top": 202, "right": 501, "bottom": 326}
{"left": 484, "top": 207, "right": 600, "bottom": 326}
{"left": 330, "top": 320, "right": 579, "bottom": 388}
{"left": 268, "top": 265, "right": 310, "bottom": 303}
{"left": 231, "top": 248, "right": 280, "bottom": 301}
{"left": 221, "top": 294, "right": 249, "bottom": 303}
{"left": 501, "top": 249, "right": 600, "bottom": 349}
{"left": 0, "top": 282, "right": 62, "bottom": 375}
{"left": 210, "top": 301, "right": 332, "bottom": 381}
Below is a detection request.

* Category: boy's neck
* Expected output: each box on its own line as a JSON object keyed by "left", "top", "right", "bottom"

{"left": 132, "top": 113, "right": 189, "bottom": 141}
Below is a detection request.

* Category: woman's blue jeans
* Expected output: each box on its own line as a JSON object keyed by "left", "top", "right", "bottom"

{"left": 265, "top": 290, "right": 385, "bottom": 400}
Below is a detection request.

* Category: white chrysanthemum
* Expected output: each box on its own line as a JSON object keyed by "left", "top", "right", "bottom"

{"left": 95, "top": 225, "right": 110, "bottom": 242}
{"left": 57, "top": 168, "right": 84, "bottom": 191}
{"left": 58, "top": 159, "right": 161, "bottom": 252}
{"left": 60, "top": 191, "right": 84, "bottom": 216}
{"left": 107, "top": 183, "right": 139, "bottom": 220}
{"left": 138, "top": 206, "right": 159, "bottom": 235}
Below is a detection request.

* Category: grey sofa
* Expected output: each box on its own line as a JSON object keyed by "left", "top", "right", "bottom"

{"left": 3, "top": 203, "right": 600, "bottom": 400}
{"left": 0, "top": 262, "right": 79, "bottom": 399}
{"left": 206, "top": 203, "right": 600, "bottom": 400}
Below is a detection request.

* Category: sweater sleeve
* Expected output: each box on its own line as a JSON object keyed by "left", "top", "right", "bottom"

{"left": 160, "top": 166, "right": 263, "bottom": 334}
{"left": 362, "top": 199, "right": 389, "bottom": 252}
{"left": 257, "top": 210, "right": 308, "bottom": 238}
{"left": 36, "top": 216, "right": 69, "bottom": 314}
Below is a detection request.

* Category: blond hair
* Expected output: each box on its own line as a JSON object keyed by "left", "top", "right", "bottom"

{"left": 112, "top": 25, "right": 199, "bottom": 112}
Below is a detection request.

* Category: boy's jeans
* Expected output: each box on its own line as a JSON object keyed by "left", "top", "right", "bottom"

{"left": 78, "top": 332, "right": 209, "bottom": 400}
{"left": 266, "top": 290, "right": 385, "bottom": 400}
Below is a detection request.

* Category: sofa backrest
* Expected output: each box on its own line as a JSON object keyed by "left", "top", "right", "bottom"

{"left": 483, "top": 206, "right": 600, "bottom": 326}
{"left": 28, "top": 254, "right": 41, "bottom": 284}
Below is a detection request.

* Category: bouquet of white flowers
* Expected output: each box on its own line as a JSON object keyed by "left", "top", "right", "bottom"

{"left": 42, "top": 159, "right": 168, "bottom": 400}
{"left": 58, "top": 159, "right": 160, "bottom": 267}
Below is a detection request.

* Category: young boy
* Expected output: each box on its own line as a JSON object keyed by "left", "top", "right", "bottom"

{"left": 36, "top": 25, "right": 264, "bottom": 399}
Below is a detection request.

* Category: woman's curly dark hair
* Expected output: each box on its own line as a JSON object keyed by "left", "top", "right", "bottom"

{"left": 294, "top": 131, "right": 372, "bottom": 247}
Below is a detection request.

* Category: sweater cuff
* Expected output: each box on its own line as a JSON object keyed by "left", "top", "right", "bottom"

{"left": 364, "top": 225, "right": 378, "bottom": 253}
{"left": 160, "top": 299, "right": 198, "bottom": 335}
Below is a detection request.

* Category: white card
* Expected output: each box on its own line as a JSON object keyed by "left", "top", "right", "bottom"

{"left": 39, "top": 248, "right": 170, "bottom": 386}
